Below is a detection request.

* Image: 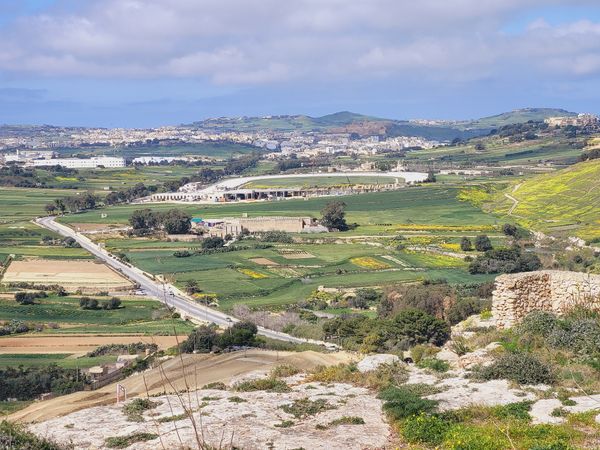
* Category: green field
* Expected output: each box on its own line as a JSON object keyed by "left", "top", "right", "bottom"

{"left": 242, "top": 175, "right": 398, "bottom": 189}
{"left": 60, "top": 186, "right": 499, "bottom": 230}
{"left": 486, "top": 159, "right": 600, "bottom": 240}
{"left": 0, "top": 353, "right": 117, "bottom": 369}
{"left": 0, "top": 295, "right": 193, "bottom": 334}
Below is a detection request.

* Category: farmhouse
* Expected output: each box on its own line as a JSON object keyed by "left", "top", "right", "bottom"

{"left": 191, "top": 216, "right": 327, "bottom": 238}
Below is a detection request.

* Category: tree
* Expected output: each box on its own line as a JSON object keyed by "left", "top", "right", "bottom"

{"left": 350, "top": 288, "right": 380, "bottom": 309}
{"left": 201, "top": 237, "right": 225, "bottom": 249}
{"left": 180, "top": 325, "right": 218, "bottom": 353}
{"left": 321, "top": 200, "right": 348, "bottom": 231}
{"left": 101, "top": 297, "right": 121, "bottom": 310}
{"left": 460, "top": 237, "right": 473, "bottom": 251}
{"left": 220, "top": 320, "right": 259, "bottom": 348}
{"left": 425, "top": 169, "right": 436, "bottom": 183}
{"left": 44, "top": 203, "right": 57, "bottom": 214}
{"left": 161, "top": 209, "right": 191, "bottom": 234}
{"left": 389, "top": 308, "right": 450, "bottom": 348}
{"left": 474, "top": 143, "right": 486, "bottom": 151}
{"left": 184, "top": 280, "right": 200, "bottom": 295}
{"left": 474, "top": 235, "right": 493, "bottom": 252}
{"left": 53, "top": 199, "right": 66, "bottom": 214}
{"left": 129, "top": 209, "right": 158, "bottom": 230}
{"left": 79, "top": 297, "right": 99, "bottom": 310}
{"left": 502, "top": 223, "right": 518, "bottom": 237}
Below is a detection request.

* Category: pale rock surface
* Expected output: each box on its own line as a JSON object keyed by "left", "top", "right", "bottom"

{"left": 357, "top": 354, "right": 400, "bottom": 373}
{"left": 29, "top": 383, "right": 390, "bottom": 450}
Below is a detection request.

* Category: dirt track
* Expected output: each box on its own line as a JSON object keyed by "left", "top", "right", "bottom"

{"left": 0, "top": 334, "right": 185, "bottom": 355}
{"left": 10, "top": 349, "right": 353, "bottom": 423}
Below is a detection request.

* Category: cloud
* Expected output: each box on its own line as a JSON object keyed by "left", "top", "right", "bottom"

{"left": 0, "top": 0, "right": 599, "bottom": 85}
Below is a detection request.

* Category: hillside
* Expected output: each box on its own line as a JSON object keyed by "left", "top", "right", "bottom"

{"left": 460, "top": 108, "right": 577, "bottom": 131}
{"left": 191, "top": 108, "right": 578, "bottom": 142}
{"left": 488, "top": 159, "right": 600, "bottom": 241}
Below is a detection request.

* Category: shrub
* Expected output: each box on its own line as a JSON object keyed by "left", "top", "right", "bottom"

{"left": 79, "top": 297, "right": 99, "bottom": 310}
{"left": 411, "top": 344, "right": 440, "bottom": 364}
{"left": 417, "top": 358, "right": 450, "bottom": 373}
{"left": 449, "top": 337, "right": 472, "bottom": 356}
{"left": 460, "top": 237, "right": 473, "bottom": 251}
{"left": 233, "top": 378, "right": 290, "bottom": 393}
{"left": 517, "top": 311, "right": 558, "bottom": 338}
{"left": 474, "top": 235, "right": 493, "bottom": 252}
{"left": 0, "top": 420, "right": 63, "bottom": 450}
{"left": 122, "top": 398, "right": 161, "bottom": 422}
{"left": 492, "top": 401, "right": 533, "bottom": 420}
{"left": 447, "top": 297, "right": 485, "bottom": 325}
{"left": 271, "top": 364, "right": 300, "bottom": 378}
{"left": 402, "top": 413, "right": 450, "bottom": 445}
{"left": 280, "top": 398, "right": 335, "bottom": 418}
{"left": 105, "top": 433, "right": 158, "bottom": 448}
{"left": 202, "top": 381, "right": 226, "bottom": 390}
{"left": 378, "top": 386, "right": 438, "bottom": 420}
{"left": 477, "top": 353, "right": 556, "bottom": 385}
{"left": 259, "top": 231, "right": 293, "bottom": 243}
{"left": 228, "top": 396, "right": 247, "bottom": 403}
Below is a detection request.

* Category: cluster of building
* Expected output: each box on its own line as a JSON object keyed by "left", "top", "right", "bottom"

{"left": 545, "top": 113, "right": 599, "bottom": 128}
{"left": 190, "top": 216, "right": 327, "bottom": 238}
{"left": 0, "top": 151, "right": 127, "bottom": 169}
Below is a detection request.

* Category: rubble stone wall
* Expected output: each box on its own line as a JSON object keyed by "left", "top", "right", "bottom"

{"left": 492, "top": 270, "right": 600, "bottom": 329}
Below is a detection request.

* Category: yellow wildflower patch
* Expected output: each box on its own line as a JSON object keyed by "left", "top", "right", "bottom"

{"left": 350, "top": 257, "right": 391, "bottom": 270}
{"left": 238, "top": 268, "right": 269, "bottom": 279}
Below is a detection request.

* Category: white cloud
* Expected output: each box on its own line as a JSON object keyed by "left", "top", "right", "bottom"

{"left": 0, "top": 0, "right": 599, "bottom": 84}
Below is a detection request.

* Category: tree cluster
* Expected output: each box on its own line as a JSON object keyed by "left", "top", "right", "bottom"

{"left": 323, "top": 308, "right": 450, "bottom": 353}
{"left": 14, "top": 291, "right": 47, "bottom": 305}
{"left": 468, "top": 247, "right": 542, "bottom": 274}
{"left": 129, "top": 208, "right": 191, "bottom": 235}
{"left": 0, "top": 365, "right": 86, "bottom": 401}
{"left": 79, "top": 296, "right": 121, "bottom": 310}
{"left": 180, "top": 321, "right": 260, "bottom": 353}
{"left": 45, "top": 192, "right": 98, "bottom": 214}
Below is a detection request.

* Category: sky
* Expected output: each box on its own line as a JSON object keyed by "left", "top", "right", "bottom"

{"left": 0, "top": 0, "right": 600, "bottom": 127}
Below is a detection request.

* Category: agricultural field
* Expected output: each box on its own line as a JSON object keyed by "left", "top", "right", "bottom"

{"left": 2, "top": 259, "right": 133, "bottom": 292}
{"left": 59, "top": 186, "right": 501, "bottom": 232}
{"left": 484, "top": 159, "right": 600, "bottom": 241}
{"left": 405, "top": 132, "right": 587, "bottom": 165}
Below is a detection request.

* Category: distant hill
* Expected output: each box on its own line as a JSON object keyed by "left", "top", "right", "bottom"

{"left": 460, "top": 108, "right": 577, "bottom": 131}
{"left": 488, "top": 159, "right": 600, "bottom": 241}
{"left": 192, "top": 108, "right": 578, "bottom": 142}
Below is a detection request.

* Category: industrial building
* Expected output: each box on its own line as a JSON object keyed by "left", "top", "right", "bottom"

{"left": 30, "top": 156, "right": 126, "bottom": 169}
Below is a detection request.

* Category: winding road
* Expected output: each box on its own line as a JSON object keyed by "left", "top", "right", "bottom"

{"left": 35, "top": 216, "right": 333, "bottom": 348}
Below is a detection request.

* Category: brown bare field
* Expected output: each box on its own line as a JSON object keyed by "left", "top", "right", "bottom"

{"left": 279, "top": 250, "right": 315, "bottom": 259}
{"left": 1, "top": 259, "right": 132, "bottom": 291}
{"left": 249, "top": 257, "right": 279, "bottom": 266}
{"left": 0, "top": 334, "right": 184, "bottom": 355}
{"left": 10, "top": 349, "right": 353, "bottom": 423}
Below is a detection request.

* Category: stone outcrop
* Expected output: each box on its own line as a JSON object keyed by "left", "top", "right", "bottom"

{"left": 492, "top": 270, "right": 600, "bottom": 329}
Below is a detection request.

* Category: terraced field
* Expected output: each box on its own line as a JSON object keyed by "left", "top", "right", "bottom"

{"left": 487, "top": 159, "right": 600, "bottom": 241}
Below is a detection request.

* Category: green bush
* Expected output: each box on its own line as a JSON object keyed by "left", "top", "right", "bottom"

{"left": 491, "top": 401, "right": 533, "bottom": 421}
{"left": 411, "top": 344, "right": 440, "bottom": 364}
{"left": 402, "top": 413, "right": 450, "bottom": 445}
{"left": 0, "top": 420, "right": 63, "bottom": 450}
{"left": 378, "top": 386, "right": 438, "bottom": 420}
{"left": 417, "top": 358, "right": 450, "bottom": 373}
{"left": 233, "top": 378, "right": 290, "bottom": 393}
{"left": 477, "top": 353, "right": 555, "bottom": 385}
{"left": 105, "top": 432, "right": 158, "bottom": 448}
{"left": 280, "top": 398, "right": 335, "bottom": 418}
{"left": 517, "top": 311, "right": 558, "bottom": 337}
{"left": 122, "top": 398, "right": 161, "bottom": 422}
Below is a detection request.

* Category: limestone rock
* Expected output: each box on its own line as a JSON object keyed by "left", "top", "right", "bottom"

{"left": 357, "top": 354, "right": 400, "bottom": 373}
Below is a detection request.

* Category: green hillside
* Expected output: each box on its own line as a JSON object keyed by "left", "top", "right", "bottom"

{"left": 462, "top": 108, "right": 576, "bottom": 130}
{"left": 488, "top": 159, "right": 600, "bottom": 241}
{"left": 192, "top": 108, "right": 578, "bottom": 141}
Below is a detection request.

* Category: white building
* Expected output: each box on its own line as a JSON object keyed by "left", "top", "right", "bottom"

{"left": 3, "top": 150, "right": 57, "bottom": 163}
{"left": 30, "top": 156, "right": 126, "bottom": 169}
{"left": 132, "top": 156, "right": 189, "bottom": 165}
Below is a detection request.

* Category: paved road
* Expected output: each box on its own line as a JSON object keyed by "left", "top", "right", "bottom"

{"left": 35, "top": 216, "right": 331, "bottom": 347}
